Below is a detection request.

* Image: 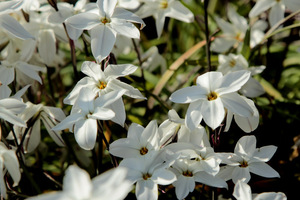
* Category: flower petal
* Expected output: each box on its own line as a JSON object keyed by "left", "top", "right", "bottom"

{"left": 185, "top": 100, "right": 203, "bottom": 131}
{"left": 221, "top": 93, "right": 253, "bottom": 117}
{"left": 170, "top": 86, "right": 206, "bottom": 103}
{"left": 201, "top": 98, "right": 225, "bottom": 130}
{"left": 249, "top": 162, "right": 280, "bottom": 178}
{"left": 74, "top": 118, "right": 97, "bottom": 150}
{"left": 63, "top": 165, "right": 92, "bottom": 199}
{"left": 249, "top": 0, "right": 275, "bottom": 18}
{"left": 0, "top": 14, "right": 34, "bottom": 40}
{"left": 66, "top": 12, "right": 100, "bottom": 30}
{"left": 164, "top": 1, "right": 194, "bottom": 23}
{"left": 90, "top": 25, "right": 116, "bottom": 62}
{"left": 233, "top": 180, "right": 252, "bottom": 200}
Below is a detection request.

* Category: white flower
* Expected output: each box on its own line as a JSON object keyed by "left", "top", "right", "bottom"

{"left": 120, "top": 150, "right": 177, "bottom": 200}
{"left": 170, "top": 159, "right": 227, "bottom": 200}
{"left": 53, "top": 88, "right": 125, "bottom": 150}
{"left": 166, "top": 143, "right": 222, "bottom": 176}
{"left": 136, "top": 0, "right": 194, "bottom": 37}
{"left": 139, "top": 46, "right": 167, "bottom": 74}
{"left": 7, "top": 102, "right": 66, "bottom": 153}
{"left": 0, "top": 97, "right": 26, "bottom": 127}
{"left": 249, "top": 0, "right": 300, "bottom": 27}
{"left": 65, "top": 0, "right": 145, "bottom": 62}
{"left": 170, "top": 70, "right": 253, "bottom": 130}
{"left": 218, "top": 135, "right": 280, "bottom": 184}
{"left": 211, "top": 7, "right": 267, "bottom": 53}
{"left": 0, "top": 142, "right": 21, "bottom": 199}
{"left": 233, "top": 180, "right": 287, "bottom": 200}
{"left": 0, "top": 57, "right": 46, "bottom": 86}
{"left": 217, "top": 53, "right": 265, "bottom": 98}
{"left": 0, "top": 0, "right": 34, "bottom": 40}
{"left": 26, "top": 165, "right": 132, "bottom": 200}
{"left": 159, "top": 109, "right": 210, "bottom": 147}
{"left": 109, "top": 120, "right": 160, "bottom": 159}
{"left": 47, "top": 0, "right": 90, "bottom": 40}
{"left": 63, "top": 61, "right": 145, "bottom": 126}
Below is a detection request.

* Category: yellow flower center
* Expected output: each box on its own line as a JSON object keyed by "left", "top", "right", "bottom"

{"left": 229, "top": 59, "right": 236, "bottom": 67}
{"left": 207, "top": 91, "right": 219, "bottom": 101}
{"left": 160, "top": 0, "right": 168, "bottom": 9}
{"left": 239, "top": 160, "right": 248, "bottom": 168}
{"left": 97, "top": 81, "right": 107, "bottom": 90}
{"left": 101, "top": 17, "right": 111, "bottom": 24}
{"left": 182, "top": 170, "right": 193, "bottom": 177}
{"left": 143, "top": 173, "right": 152, "bottom": 180}
{"left": 140, "top": 147, "right": 148, "bottom": 155}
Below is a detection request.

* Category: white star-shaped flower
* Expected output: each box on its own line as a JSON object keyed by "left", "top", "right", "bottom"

{"left": 65, "top": 0, "right": 145, "bottom": 62}
{"left": 64, "top": 61, "right": 145, "bottom": 127}
{"left": 170, "top": 70, "right": 253, "bottom": 130}
{"left": 218, "top": 135, "right": 280, "bottom": 184}
{"left": 53, "top": 88, "right": 125, "bottom": 150}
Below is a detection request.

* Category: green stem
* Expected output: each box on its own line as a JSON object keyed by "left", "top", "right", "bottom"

{"left": 204, "top": 0, "right": 211, "bottom": 71}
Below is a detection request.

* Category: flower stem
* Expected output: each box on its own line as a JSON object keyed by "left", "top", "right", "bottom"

{"left": 63, "top": 23, "right": 79, "bottom": 81}
{"left": 204, "top": 0, "right": 211, "bottom": 71}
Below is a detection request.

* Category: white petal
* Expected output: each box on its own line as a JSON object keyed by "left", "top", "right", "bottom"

{"left": 173, "top": 176, "right": 195, "bottom": 199}
{"left": 105, "top": 64, "right": 137, "bottom": 78}
{"left": 269, "top": 3, "right": 285, "bottom": 27}
{"left": 216, "top": 70, "right": 251, "bottom": 95}
{"left": 109, "top": 138, "right": 140, "bottom": 158}
{"left": 2, "top": 150, "right": 20, "bottom": 186}
{"left": 75, "top": 87, "right": 96, "bottom": 114}
{"left": 52, "top": 113, "right": 83, "bottom": 131}
{"left": 0, "top": 65, "right": 14, "bottom": 85}
{"left": 151, "top": 168, "right": 176, "bottom": 185}
{"left": 221, "top": 93, "right": 253, "bottom": 117}
{"left": 233, "top": 180, "right": 252, "bottom": 200}
{"left": 66, "top": 24, "right": 83, "bottom": 41}
{"left": 136, "top": 180, "right": 158, "bottom": 200}
{"left": 105, "top": 98, "right": 125, "bottom": 126}
{"left": 63, "top": 165, "right": 92, "bottom": 199}
{"left": 38, "top": 29, "right": 56, "bottom": 66}
{"left": 185, "top": 101, "right": 203, "bottom": 131}
{"left": 170, "top": 86, "right": 206, "bottom": 103}
{"left": 94, "top": 90, "right": 126, "bottom": 107}
{"left": 224, "top": 110, "right": 234, "bottom": 132}
{"left": 194, "top": 171, "right": 228, "bottom": 188}
{"left": 66, "top": 12, "right": 100, "bottom": 30}
{"left": 196, "top": 71, "right": 223, "bottom": 92}
{"left": 240, "top": 77, "right": 265, "bottom": 98}
{"left": 252, "top": 146, "right": 277, "bottom": 162}
{"left": 249, "top": 162, "right": 280, "bottom": 178}
{"left": 25, "top": 119, "right": 41, "bottom": 153}
{"left": 165, "top": 1, "right": 194, "bottom": 23}
{"left": 110, "top": 20, "right": 140, "bottom": 39}
{"left": 112, "top": 7, "right": 145, "bottom": 28}
{"left": 210, "top": 37, "right": 236, "bottom": 53}
{"left": 201, "top": 98, "right": 225, "bottom": 130}
{"left": 15, "top": 62, "right": 43, "bottom": 84}
{"left": 285, "top": 0, "right": 300, "bottom": 12}
{"left": 41, "top": 114, "right": 65, "bottom": 146}
{"left": 0, "top": 98, "right": 26, "bottom": 114}
{"left": 90, "top": 25, "right": 116, "bottom": 62}
{"left": 91, "top": 107, "right": 115, "bottom": 120}
{"left": 154, "top": 11, "right": 165, "bottom": 38}
{"left": 232, "top": 167, "right": 251, "bottom": 183}
{"left": 108, "top": 79, "right": 145, "bottom": 99}
{"left": 74, "top": 118, "right": 97, "bottom": 150}
{"left": 81, "top": 61, "right": 105, "bottom": 81}
{"left": 235, "top": 135, "right": 256, "bottom": 157}
{"left": 97, "top": 0, "right": 117, "bottom": 18}
{"left": 254, "top": 192, "right": 287, "bottom": 200}
{"left": 0, "top": 14, "right": 34, "bottom": 40}
{"left": 249, "top": 0, "right": 275, "bottom": 18}
{"left": 0, "top": 107, "right": 26, "bottom": 127}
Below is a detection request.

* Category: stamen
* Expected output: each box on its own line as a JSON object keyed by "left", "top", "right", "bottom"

{"left": 207, "top": 91, "right": 218, "bottom": 101}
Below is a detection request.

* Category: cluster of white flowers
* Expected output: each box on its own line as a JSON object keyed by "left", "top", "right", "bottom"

{"left": 0, "top": 0, "right": 294, "bottom": 199}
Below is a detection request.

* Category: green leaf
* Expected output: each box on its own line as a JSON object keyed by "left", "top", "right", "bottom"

{"left": 241, "top": 28, "right": 251, "bottom": 59}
